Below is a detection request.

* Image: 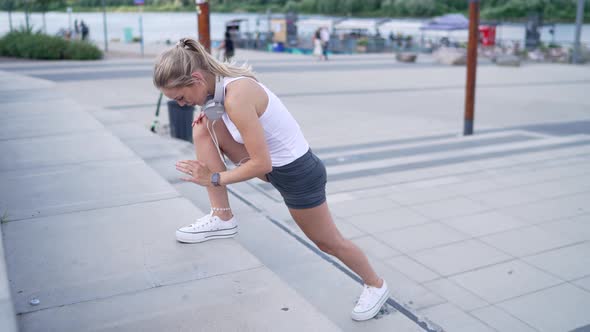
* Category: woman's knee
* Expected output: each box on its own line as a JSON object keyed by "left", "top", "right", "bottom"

{"left": 192, "top": 120, "right": 211, "bottom": 143}
{"left": 315, "top": 237, "right": 347, "bottom": 256}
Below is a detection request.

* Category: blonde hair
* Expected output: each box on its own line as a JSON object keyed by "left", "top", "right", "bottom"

{"left": 153, "top": 37, "right": 256, "bottom": 89}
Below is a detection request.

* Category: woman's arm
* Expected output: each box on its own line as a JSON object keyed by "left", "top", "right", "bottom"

{"left": 176, "top": 78, "right": 271, "bottom": 187}
{"left": 217, "top": 79, "right": 271, "bottom": 185}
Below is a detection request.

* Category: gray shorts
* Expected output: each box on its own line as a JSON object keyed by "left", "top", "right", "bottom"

{"left": 265, "top": 149, "right": 327, "bottom": 210}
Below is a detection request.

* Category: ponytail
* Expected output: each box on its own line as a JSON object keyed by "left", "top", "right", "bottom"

{"left": 153, "top": 37, "right": 256, "bottom": 89}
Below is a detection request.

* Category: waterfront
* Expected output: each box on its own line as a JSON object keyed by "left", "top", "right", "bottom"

{"left": 2, "top": 11, "right": 589, "bottom": 47}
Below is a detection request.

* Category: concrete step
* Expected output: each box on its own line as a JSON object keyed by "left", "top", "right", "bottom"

{"left": 323, "top": 134, "right": 590, "bottom": 178}
{"left": 0, "top": 74, "right": 343, "bottom": 332}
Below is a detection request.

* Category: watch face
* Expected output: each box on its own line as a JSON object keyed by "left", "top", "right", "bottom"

{"left": 212, "top": 172, "right": 220, "bottom": 186}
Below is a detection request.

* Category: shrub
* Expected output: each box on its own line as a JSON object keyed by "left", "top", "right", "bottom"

{"left": 0, "top": 29, "right": 103, "bottom": 60}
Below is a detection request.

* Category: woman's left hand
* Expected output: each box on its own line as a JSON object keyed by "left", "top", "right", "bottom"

{"left": 176, "top": 160, "right": 213, "bottom": 186}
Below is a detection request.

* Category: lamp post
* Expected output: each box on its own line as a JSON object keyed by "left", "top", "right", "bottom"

{"left": 464, "top": 0, "right": 480, "bottom": 136}
{"left": 24, "top": 0, "right": 30, "bottom": 32}
{"left": 67, "top": 7, "right": 72, "bottom": 32}
{"left": 132, "top": 0, "right": 144, "bottom": 56}
{"left": 101, "top": 0, "right": 108, "bottom": 52}
{"left": 573, "top": 0, "right": 585, "bottom": 64}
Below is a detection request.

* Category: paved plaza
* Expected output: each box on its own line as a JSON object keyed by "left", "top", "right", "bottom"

{"left": 1, "top": 44, "right": 590, "bottom": 331}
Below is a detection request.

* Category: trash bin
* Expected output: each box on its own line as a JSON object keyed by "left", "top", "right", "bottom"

{"left": 167, "top": 100, "right": 195, "bottom": 142}
{"left": 123, "top": 27, "right": 133, "bottom": 43}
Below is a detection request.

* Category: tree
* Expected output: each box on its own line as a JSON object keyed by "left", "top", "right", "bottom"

{"left": 36, "top": 0, "right": 54, "bottom": 33}
{"left": 0, "top": 0, "right": 17, "bottom": 31}
{"left": 300, "top": 0, "right": 318, "bottom": 13}
{"left": 317, "top": 0, "right": 338, "bottom": 14}
{"left": 394, "top": 0, "right": 438, "bottom": 17}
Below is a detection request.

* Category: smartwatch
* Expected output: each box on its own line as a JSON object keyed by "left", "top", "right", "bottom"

{"left": 211, "top": 172, "right": 221, "bottom": 187}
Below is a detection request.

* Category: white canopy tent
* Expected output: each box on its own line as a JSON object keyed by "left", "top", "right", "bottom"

{"left": 333, "top": 18, "right": 390, "bottom": 36}
{"left": 296, "top": 18, "right": 336, "bottom": 35}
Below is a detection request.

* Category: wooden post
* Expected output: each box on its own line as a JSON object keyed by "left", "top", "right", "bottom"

{"left": 196, "top": 0, "right": 211, "bottom": 52}
{"left": 464, "top": 0, "right": 480, "bottom": 136}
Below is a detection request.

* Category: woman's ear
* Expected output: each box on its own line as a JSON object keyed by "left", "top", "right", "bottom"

{"left": 190, "top": 71, "right": 204, "bottom": 83}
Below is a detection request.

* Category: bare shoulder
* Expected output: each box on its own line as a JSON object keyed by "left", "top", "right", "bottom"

{"left": 224, "top": 78, "right": 268, "bottom": 115}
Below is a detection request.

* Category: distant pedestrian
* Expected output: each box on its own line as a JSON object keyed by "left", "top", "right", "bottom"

{"left": 154, "top": 37, "right": 390, "bottom": 322}
{"left": 217, "top": 31, "right": 235, "bottom": 62}
{"left": 80, "top": 20, "right": 89, "bottom": 41}
{"left": 320, "top": 27, "right": 330, "bottom": 60}
{"left": 312, "top": 28, "right": 322, "bottom": 60}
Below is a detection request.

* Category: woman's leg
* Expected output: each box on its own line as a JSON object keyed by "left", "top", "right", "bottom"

{"left": 288, "top": 201, "right": 382, "bottom": 288}
{"left": 192, "top": 118, "right": 249, "bottom": 219}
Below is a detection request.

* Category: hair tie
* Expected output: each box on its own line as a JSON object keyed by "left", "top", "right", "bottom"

{"left": 176, "top": 39, "right": 188, "bottom": 49}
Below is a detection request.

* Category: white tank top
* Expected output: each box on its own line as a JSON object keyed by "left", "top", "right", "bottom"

{"left": 221, "top": 76, "right": 310, "bottom": 167}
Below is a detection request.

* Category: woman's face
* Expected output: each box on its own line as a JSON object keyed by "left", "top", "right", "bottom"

{"left": 162, "top": 79, "right": 209, "bottom": 107}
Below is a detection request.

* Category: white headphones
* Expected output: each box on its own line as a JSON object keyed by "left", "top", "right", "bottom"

{"left": 202, "top": 76, "right": 225, "bottom": 120}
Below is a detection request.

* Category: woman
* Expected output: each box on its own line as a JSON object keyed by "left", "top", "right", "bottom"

{"left": 313, "top": 28, "right": 323, "bottom": 60}
{"left": 153, "top": 38, "right": 389, "bottom": 321}
{"left": 217, "top": 31, "right": 235, "bottom": 62}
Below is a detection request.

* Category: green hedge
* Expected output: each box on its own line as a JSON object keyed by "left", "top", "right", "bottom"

{"left": 0, "top": 29, "right": 103, "bottom": 60}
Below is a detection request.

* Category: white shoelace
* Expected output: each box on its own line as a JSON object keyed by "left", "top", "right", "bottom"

{"left": 190, "top": 214, "right": 212, "bottom": 229}
{"left": 356, "top": 285, "right": 374, "bottom": 307}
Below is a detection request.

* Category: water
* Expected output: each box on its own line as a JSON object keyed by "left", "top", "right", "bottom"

{"left": 1, "top": 11, "right": 588, "bottom": 46}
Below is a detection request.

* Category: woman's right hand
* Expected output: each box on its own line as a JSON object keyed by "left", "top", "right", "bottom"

{"left": 192, "top": 111, "right": 206, "bottom": 127}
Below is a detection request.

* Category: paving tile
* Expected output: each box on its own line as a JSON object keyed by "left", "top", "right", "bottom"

{"left": 423, "top": 278, "right": 489, "bottom": 311}
{"left": 499, "top": 193, "right": 589, "bottom": 224}
{"left": 325, "top": 192, "right": 356, "bottom": 203}
{"left": 524, "top": 176, "right": 590, "bottom": 200}
{"left": 0, "top": 131, "right": 135, "bottom": 172}
{"left": 347, "top": 185, "right": 404, "bottom": 199}
{"left": 441, "top": 179, "right": 504, "bottom": 196}
{"left": 329, "top": 197, "right": 398, "bottom": 218}
{"left": 411, "top": 239, "right": 512, "bottom": 276}
{"left": 334, "top": 220, "right": 366, "bottom": 239}
{"left": 350, "top": 235, "right": 401, "bottom": 259}
{"left": 498, "top": 284, "right": 590, "bottom": 332}
{"left": 387, "top": 187, "right": 461, "bottom": 205}
{"left": 371, "top": 260, "right": 445, "bottom": 311}
{"left": 345, "top": 207, "right": 431, "bottom": 233}
{"left": 470, "top": 305, "right": 539, "bottom": 332}
{"left": 0, "top": 159, "right": 179, "bottom": 221}
{"left": 441, "top": 210, "right": 528, "bottom": 237}
{"left": 538, "top": 214, "right": 590, "bottom": 243}
{"left": 0, "top": 108, "right": 104, "bottom": 140}
{"left": 328, "top": 176, "right": 393, "bottom": 193}
{"left": 17, "top": 267, "right": 342, "bottom": 332}
{"left": 469, "top": 186, "right": 545, "bottom": 208}
{"left": 419, "top": 303, "right": 496, "bottom": 332}
{"left": 375, "top": 222, "right": 469, "bottom": 253}
{"left": 401, "top": 176, "right": 463, "bottom": 189}
{"left": 572, "top": 276, "right": 590, "bottom": 292}
{"left": 480, "top": 225, "right": 581, "bottom": 257}
{"left": 409, "top": 197, "right": 491, "bottom": 221}
{"left": 450, "top": 260, "right": 563, "bottom": 303}
{"left": 523, "top": 242, "right": 590, "bottom": 281}
{"left": 2, "top": 198, "right": 261, "bottom": 313}
{"left": 384, "top": 256, "right": 440, "bottom": 283}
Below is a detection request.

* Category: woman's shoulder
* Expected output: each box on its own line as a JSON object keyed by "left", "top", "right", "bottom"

{"left": 224, "top": 77, "right": 267, "bottom": 111}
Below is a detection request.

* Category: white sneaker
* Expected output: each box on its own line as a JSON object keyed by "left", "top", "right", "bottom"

{"left": 351, "top": 280, "right": 390, "bottom": 321}
{"left": 175, "top": 213, "right": 238, "bottom": 243}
